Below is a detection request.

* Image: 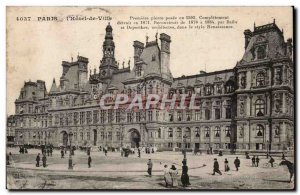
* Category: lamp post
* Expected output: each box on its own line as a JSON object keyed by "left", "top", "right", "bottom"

{"left": 68, "top": 132, "right": 73, "bottom": 170}
{"left": 183, "top": 134, "right": 187, "bottom": 162}
{"left": 266, "top": 140, "right": 269, "bottom": 159}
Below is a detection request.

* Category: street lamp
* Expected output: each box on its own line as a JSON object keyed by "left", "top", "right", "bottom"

{"left": 266, "top": 140, "right": 269, "bottom": 159}
{"left": 68, "top": 132, "right": 73, "bottom": 170}
{"left": 183, "top": 134, "right": 187, "bottom": 162}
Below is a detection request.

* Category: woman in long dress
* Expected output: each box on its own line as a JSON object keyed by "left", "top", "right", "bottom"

{"left": 169, "top": 165, "right": 178, "bottom": 187}
{"left": 163, "top": 165, "right": 172, "bottom": 187}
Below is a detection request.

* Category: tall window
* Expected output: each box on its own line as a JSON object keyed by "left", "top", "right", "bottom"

{"left": 177, "top": 111, "right": 183, "bottom": 121}
{"left": 255, "top": 99, "right": 265, "bottom": 116}
{"left": 186, "top": 111, "right": 191, "bottom": 121}
{"left": 215, "top": 126, "right": 220, "bottom": 137}
{"left": 158, "top": 128, "right": 161, "bottom": 138}
{"left": 108, "top": 110, "right": 113, "bottom": 123}
{"left": 216, "top": 84, "right": 222, "bottom": 94}
{"left": 136, "top": 66, "right": 142, "bottom": 77}
{"left": 195, "top": 127, "right": 200, "bottom": 138}
{"left": 148, "top": 110, "right": 153, "bottom": 121}
{"left": 116, "top": 111, "right": 120, "bottom": 123}
{"left": 205, "top": 109, "right": 211, "bottom": 120}
{"left": 169, "top": 112, "right": 174, "bottom": 122}
{"left": 256, "top": 125, "right": 264, "bottom": 136}
{"left": 185, "top": 128, "right": 191, "bottom": 138}
{"left": 80, "top": 132, "right": 83, "bottom": 140}
{"left": 127, "top": 112, "right": 133, "bottom": 123}
{"left": 204, "top": 127, "right": 210, "bottom": 137}
{"left": 136, "top": 112, "right": 141, "bottom": 122}
{"left": 225, "top": 126, "right": 231, "bottom": 137}
{"left": 225, "top": 107, "right": 231, "bottom": 119}
{"left": 100, "top": 110, "right": 105, "bottom": 123}
{"left": 93, "top": 110, "right": 99, "bottom": 124}
{"left": 256, "top": 73, "right": 265, "bottom": 87}
{"left": 205, "top": 85, "right": 212, "bottom": 95}
{"left": 86, "top": 111, "right": 92, "bottom": 124}
{"left": 176, "top": 128, "right": 182, "bottom": 138}
{"left": 215, "top": 108, "right": 221, "bottom": 120}
{"left": 168, "top": 128, "right": 173, "bottom": 138}
{"left": 195, "top": 110, "right": 201, "bottom": 121}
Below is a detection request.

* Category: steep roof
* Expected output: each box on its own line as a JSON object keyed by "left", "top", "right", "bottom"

{"left": 49, "top": 78, "right": 58, "bottom": 93}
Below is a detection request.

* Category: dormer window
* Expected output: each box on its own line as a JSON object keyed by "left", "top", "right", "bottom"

{"left": 257, "top": 45, "right": 266, "bottom": 59}
{"left": 256, "top": 72, "right": 265, "bottom": 87}
{"left": 205, "top": 85, "right": 212, "bottom": 96}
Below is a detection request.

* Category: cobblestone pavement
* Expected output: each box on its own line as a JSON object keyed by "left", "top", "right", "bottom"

{"left": 6, "top": 148, "right": 295, "bottom": 190}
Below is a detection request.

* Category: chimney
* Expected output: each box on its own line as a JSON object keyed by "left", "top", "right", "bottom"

{"left": 133, "top": 41, "right": 144, "bottom": 64}
{"left": 244, "top": 29, "right": 252, "bottom": 50}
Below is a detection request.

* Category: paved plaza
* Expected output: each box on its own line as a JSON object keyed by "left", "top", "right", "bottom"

{"left": 6, "top": 148, "right": 294, "bottom": 190}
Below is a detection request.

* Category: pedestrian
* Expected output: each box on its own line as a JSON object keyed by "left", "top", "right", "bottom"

{"left": 152, "top": 147, "right": 154, "bottom": 153}
{"left": 234, "top": 157, "right": 240, "bottom": 171}
{"left": 256, "top": 156, "right": 260, "bottom": 167}
{"left": 6, "top": 154, "right": 10, "bottom": 165}
{"left": 181, "top": 160, "right": 191, "bottom": 187}
{"left": 42, "top": 154, "right": 47, "bottom": 168}
{"left": 164, "top": 165, "right": 172, "bottom": 187}
{"left": 212, "top": 158, "right": 222, "bottom": 175}
{"left": 36, "top": 153, "right": 40, "bottom": 167}
{"left": 282, "top": 152, "right": 286, "bottom": 160}
{"left": 138, "top": 148, "right": 141, "bottom": 158}
{"left": 252, "top": 156, "right": 256, "bottom": 167}
{"left": 169, "top": 165, "right": 178, "bottom": 187}
{"left": 61, "top": 149, "right": 64, "bottom": 158}
{"left": 24, "top": 148, "right": 28, "bottom": 154}
{"left": 88, "top": 155, "right": 92, "bottom": 168}
{"left": 269, "top": 156, "right": 275, "bottom": 167}
{"left": 121, "top": 148, "right": 124, "bottom": 157}
{"left": 47, "top": 148, "right": 50, "bottom": 156}
{"left": 210, "top": 147, "right": 213, "bottom": 155}
{"left": 147, "top": 159, "right": 153, "bottom": 176}
{"left": 224, "top": 158, "right": 230, "bottom": 172}
{"left": 104, "top": 148, "right": 108, "bottom": 156}
{"left": 50, "top": 147, "right": 53, "bottom": 156}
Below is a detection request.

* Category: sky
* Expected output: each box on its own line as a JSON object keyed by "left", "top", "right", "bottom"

{"left": 6, "top": 7, "right": 293, "bottom": 115}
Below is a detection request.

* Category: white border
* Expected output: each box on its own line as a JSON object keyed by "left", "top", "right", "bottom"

{"left": 1, "top": 1, "right": 298, "bottom": 195}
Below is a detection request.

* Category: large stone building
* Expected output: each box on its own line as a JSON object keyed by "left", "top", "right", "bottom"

{"left": 7, "top": 20, "right": 294, "bottom": 152}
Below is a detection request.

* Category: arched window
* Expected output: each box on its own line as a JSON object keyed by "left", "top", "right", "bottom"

{"left": 257, "top": 46, "right": 266, "bottom": 59}
{"left": 195, "top": 127, "right": 200, "bottom": 138}
{"left": 185, "top": 127, "right": 191, "bottom": 138}
{"left": 176, "top": 128, "right": 182, "bottom": 138}
{"left": 274, "top": 126, "right": 280, "bottom": 136}
{"left": 214, "top": 126, "right": 220, "bottom": 137}
{"left": 255, "top": 99, "right": 265, "bottom": 116}
{"left": 204, "top": 127, "right": 210, "bottom": 137}
{"left": 256, "top": 72, "right": 265, "bottom": 86}
{"left": 256, "top": 125, "right": 264, "bottom": 136}
{"left": 168, "top": 128, "right": 173, "bottom": 138}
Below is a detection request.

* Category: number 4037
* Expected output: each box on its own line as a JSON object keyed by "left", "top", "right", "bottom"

{"left": 16, "top": 17, "right": 31, "bottom": 21}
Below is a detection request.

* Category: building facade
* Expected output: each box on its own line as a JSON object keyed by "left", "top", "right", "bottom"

{"left": 8, "top": 21, "right": 294, "bottom": 152}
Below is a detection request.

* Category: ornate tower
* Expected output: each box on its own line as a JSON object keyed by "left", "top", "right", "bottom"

{"left": 99, "top": 23, "right": 118, "bottom": 77}
{"left": 159, "top": 33, "right": 172, "bottom": 80}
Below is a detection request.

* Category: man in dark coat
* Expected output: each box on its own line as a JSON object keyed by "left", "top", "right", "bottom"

{"left": 138, "top": 148, "right": 141, "bottom": 158}
{"left": 256, "top": 156, "right": 260, "bottom": 167}
{"left": 147, "top": 159, "right": 153, "bottom": 176}
{"left": 212, "top": 158, "right": 222, "bottom": 175}
{"left": 42, "top": 154, "right": 47, "bottom": 168}
{"left": 49, "top": 147, "right": 53, "bottom": 156}
{"left": 88, "top": 155, "right": 92, "bottom": 168}
{"left": 36, "top": 153, "right": 41, "bottom": 167}
{"left": 269, "top": 156, "right": 275, "bottom": 167}
{"left": 252, "top": 156, "right": 256, "bottom": 167}
{"left": 181, "top": 160, "right": 191, "bottom": 187}
{"left": 234, "top": 157, "right": 240, "bottom": 171}
{"left": 61, "top": 149, "right": 64, "bottom": 158}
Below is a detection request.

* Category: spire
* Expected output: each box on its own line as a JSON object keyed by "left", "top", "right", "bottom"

{"left": 50, "top": 78, "right": 58, "bottom": 93}
{"left": 254, "top": 22, "right": 256, "bottom": 29}
{"left": 273, "top": 18, "right": 276, "bottom": 24}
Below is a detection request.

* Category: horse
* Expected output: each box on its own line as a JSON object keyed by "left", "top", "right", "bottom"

{"left": 279, "top": 160, "right": 294, "bottom": 182}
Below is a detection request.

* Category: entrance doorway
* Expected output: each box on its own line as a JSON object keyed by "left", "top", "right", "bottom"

{"left": 61, "top": 131, "right": 68, "bottom": 146}
{"left": 93, "top": 129, "right": 97, "bottom": 146}
{"left": 130, "top": 129, "right": 141, "bottom": 148}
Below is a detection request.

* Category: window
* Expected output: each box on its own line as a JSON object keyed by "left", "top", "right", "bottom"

{"left": 215, "top": 108, "right": 221, "bottom": 120}
{"left": 215, "top": 127, "right": 220, "bottom": 137}
{"left": 216, "top": 84, "right": 222, "bottom": 94}
{"left": 87, "top": 132, "right": 90, "bottom": 140}
{"left": 158, "top": 129, "right": 161, "bottom": 138}
{"left": 176, "top": 128, "right": 182, "bottom": 138}
{"left": 116, "top": 131, "right": 121, "bottom": 141}
{"left": 156, "top": 111, "right": 159, "bottom": 121}
{"left": 93, "top": 110, "right": 99, "bottom": 124}
{"left": 100, "top": 131, "right": 105, "bottom": 140}
{"left": 169, "top": 112, "right": 174, "bottom": 122}
{"left": 116, "top": 111, "right": 120, "bottom": 123}
{"left": 225, "top": 81, "right": 235, "bottom": 93}
{"left": 168, "top": 143, "right": 173, "bottom": 148}
{"left": 136, "top": 112, "right": 141, "bottom": 122}
{"left": 225, "top": 107, "right": 231, "bottom": 119}
{"left": 256, "top": 125, "right": 264, "bottom": 136}
{"left": 86, "top": 111, "right": 92, "bottom": 124}
{"left": 127, "top": 112, "right": 133, "bottom": 122}
{"left": 225, "top": 126, "right": 231, "bottom": 137}
{"left": 100, "top": 111, "right": 106, "bottom": 123}
{"left": 195, "top": 127, "right": 200, "bottom": 138}
{"left": 257, "top": 46, "right": 266, "bottom": 59}
{"left": 148, "top": 110, "right": 153, "bottom": 121}
{"left": 255, "top": 99, "right": 265, "bottom": 116}
{"left": 177, "top": 111, "right": 183, "bottom": 121}
{"left": 80, "top": 112, "right": 85, "bottom": 124}
{"left": 185, "top": 128, "right": 191, "bottom": 138}
{"left": 186, "top": 111, "right": 191, "bottom": 121}
{"left": 108, "top": 110, "right": 113, "bottom": 123}
{"left": 59, "top": 115, "right": 64, "bottom": 126}
{"left": 136, "top": 66, "right": 142, "bottom": 77}
{"left": 204, "top": 127, "right": 210, "bottom": 137}
{"left": 205, "top": 85, "right": 212, "bottom": 95}
{"left": 256, "top": 73, "right": 265, "bottom": 87}
{"left": 195, "top": 110, "right": 201, "bottom": 121}
{"left": 80, "top": 132, "right": 83, "bottom": 140}
{"left": 168, "top": 128, "right": 173, "bottom": 138}
{"left": 205, "top": 109, "right": 211, "bottom": 120}
{"left": 108, "top": 132, "right": 112, "bottom": 140}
